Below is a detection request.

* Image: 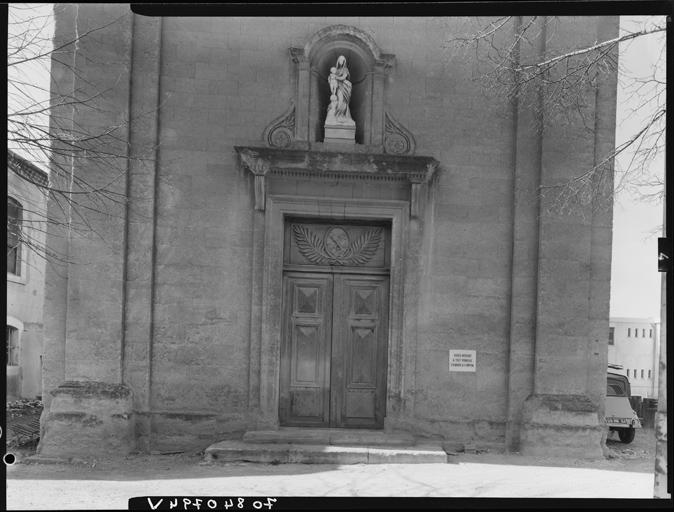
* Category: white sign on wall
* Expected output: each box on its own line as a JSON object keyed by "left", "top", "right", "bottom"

{"left": 449, "top": 350, "right": 476, "bottom": 372}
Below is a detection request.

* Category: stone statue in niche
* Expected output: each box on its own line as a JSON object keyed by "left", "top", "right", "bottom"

{"left": 324, "top": 56, "right": 356, "bottom": 144}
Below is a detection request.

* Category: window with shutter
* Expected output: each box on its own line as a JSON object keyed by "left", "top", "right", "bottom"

{"left": 7, "top": 197, "right": 22, "bottom": 276}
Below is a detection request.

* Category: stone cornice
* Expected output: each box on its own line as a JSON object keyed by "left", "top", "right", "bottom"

{"left": 235, "top": 146, "right": 437, "bottom": 181}
{"left": 8, "top": 150, "right": 49, "bottom": 188}
{"left": 235, "top": 145, "right": 438, "bottom": 217}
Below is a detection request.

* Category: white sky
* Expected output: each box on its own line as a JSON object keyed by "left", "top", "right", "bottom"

{"left": 7, "top": 4, "right": 54, "bottom": 166}
{"left": 7, "top": 9, "right": 665, "bottom": 320}
{"left": 610, "top": 16, "right": 665, "bottom": 320}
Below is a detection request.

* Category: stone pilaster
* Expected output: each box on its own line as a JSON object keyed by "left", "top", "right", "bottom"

{"left": 40, "top": 4, "right": 137, "bottom": 457}
{"left": 505, "top": 16, "right": 543, "bottom": 452}
{"left": 121, "top": 12, "right": 163, "bottom": 453}
{"left": 517, "top": 16, "right": 618, "bottom": 459}
{"left": 371, "top": 55, "right": 394, "bottom": 147}
{"left": 290, "top": 48, "right": 310, "bottom": 142}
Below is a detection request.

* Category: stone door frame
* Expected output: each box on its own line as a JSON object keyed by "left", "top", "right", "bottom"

{"left": 252, "top": 195, "right": 410, "bottom": 430}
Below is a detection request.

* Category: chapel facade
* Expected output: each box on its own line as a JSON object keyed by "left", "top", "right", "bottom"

{"left": 38, "top": 8, "right": 619, "bottom": 460}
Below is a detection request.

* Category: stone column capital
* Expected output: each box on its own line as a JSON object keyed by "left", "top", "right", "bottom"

{"left": 289, "top": 47, "right": 309, "bottom": 67}
{"left": 235, "top": 147, "right": 272, "bottom": 211}
{"left": 374, "top": 54, "right": 395, "bottom": 72}
{"left": 235, "top": 147, "right": 271, "bottom": 175}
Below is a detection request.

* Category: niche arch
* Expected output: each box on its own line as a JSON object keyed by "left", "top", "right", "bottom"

{"left": 289, "top": 25, "right": 395, "bottom": 147}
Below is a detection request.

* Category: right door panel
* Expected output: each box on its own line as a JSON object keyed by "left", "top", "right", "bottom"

{"left": 331, "top": 274, "right": 389, "bottom": 428}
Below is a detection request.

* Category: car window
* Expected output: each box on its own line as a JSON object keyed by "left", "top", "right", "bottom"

{"left": 607, "top": 379, "right": 626, "bottom": 397}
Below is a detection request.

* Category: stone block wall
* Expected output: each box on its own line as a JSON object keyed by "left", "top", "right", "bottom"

{"left": 41, "top": 10, "right": 617, "bottom": 455}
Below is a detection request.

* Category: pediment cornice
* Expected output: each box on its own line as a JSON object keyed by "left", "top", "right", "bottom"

{"left": 235, "top": 145, "right": 438, "bottom": 217}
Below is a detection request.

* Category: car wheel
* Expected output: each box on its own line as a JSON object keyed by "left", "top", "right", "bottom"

{"left": 618, "top": 427, "right": 636, "bottom": 444}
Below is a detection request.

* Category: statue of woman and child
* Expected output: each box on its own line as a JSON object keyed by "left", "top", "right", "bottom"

{"left": 325, "top": 55, "right": 355, "bottom": 127}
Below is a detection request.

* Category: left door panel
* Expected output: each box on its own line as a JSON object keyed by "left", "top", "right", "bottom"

{"left": 279, "top": 273, "right": 333, "bottom": 427}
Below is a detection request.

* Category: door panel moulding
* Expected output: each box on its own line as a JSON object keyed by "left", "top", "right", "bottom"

{"left": 280, "top": 270, "right": 389, "bottom": 429}
{"left": 250, "top": 194, "right": 414, "bottom": 431}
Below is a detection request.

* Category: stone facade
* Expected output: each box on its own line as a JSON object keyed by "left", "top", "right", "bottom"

{"left": 39, "top": 9, "right": 618, "bottom": 459}
{"left": 7, "top": 150, "right": 48, "bottom": 400}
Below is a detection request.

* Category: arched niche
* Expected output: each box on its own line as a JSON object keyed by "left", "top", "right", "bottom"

{"left": 290, "top": 25, "right": 394, "bottom": 147}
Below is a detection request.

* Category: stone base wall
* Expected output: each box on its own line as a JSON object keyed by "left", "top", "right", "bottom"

{"left": 385, "top": 414, "right": 506, "bottom": 447}
{"left": 148, "top": 411, "right": 252, "bottom": 452}
{"left": 519, "top": 394, "right": 604, "bottom": 459}
{"left": 37, "top": 381, "right": 134, "bottom": 458}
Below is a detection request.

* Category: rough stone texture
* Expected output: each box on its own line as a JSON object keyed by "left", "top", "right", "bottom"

{"left": 653, "top": 411, "right": 668, "bottom": 498}
{"left": 41, "top": 12, "right": 619, "bottom": 458}
{"left": 38, "top": 381, "right": 134, "bottom": 457}
{"left": 519, "top": 394, "right": 604, "bottom": 459}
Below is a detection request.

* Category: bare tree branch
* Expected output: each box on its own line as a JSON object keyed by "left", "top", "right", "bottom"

{"left": 443, "top": 15, "right": 666, "bottom": 215}
{"left": 8, "top": 4, "right": 163, "bottom": 265}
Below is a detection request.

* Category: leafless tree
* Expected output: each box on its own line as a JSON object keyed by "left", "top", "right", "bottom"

{"left": 441, "top": 16, "right": 665, "bottom": 215}
{"left": 7, "top": 4, "right": 162, "bottom": 271}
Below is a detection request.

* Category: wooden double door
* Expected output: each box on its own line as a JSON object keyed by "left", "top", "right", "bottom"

{"left": 280, "top": 271, "right": 389, "bottom": 428}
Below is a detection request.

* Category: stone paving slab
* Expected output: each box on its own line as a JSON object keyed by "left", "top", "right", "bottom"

{"left": 205, "top": 440, "right": 447, "bottom": 464}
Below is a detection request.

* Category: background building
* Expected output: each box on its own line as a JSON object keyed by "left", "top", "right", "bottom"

{"left": 7, "top": 150, "right": 48, "bottom": 400}
{"left": 37, "top": 10, "right": 619, "bottom": 461}
{"left": 608, "top": 317, "right": 660, "bottom": 399}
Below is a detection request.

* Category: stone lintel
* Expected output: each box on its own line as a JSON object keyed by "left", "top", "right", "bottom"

{"left": 235, "top": 145, "right": 438, "bottom": 216}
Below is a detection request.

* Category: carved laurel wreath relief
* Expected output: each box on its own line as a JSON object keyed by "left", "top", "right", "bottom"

{"left": 293, "top": 225, "right": 382, "bottom": 266}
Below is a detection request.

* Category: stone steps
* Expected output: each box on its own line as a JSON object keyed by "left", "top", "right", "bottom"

{"left": 204, "top": 440, "right": 448, "bottom": 465}
{"left": 204, "top": 429, "right": 450, "bottom": 465}
{"left": 242, "top": 429, "right": 416, "bottom": 447}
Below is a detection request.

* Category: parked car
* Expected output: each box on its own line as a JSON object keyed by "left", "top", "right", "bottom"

{"left": 606, "top": 365, "right": 641, "bottom": 443}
